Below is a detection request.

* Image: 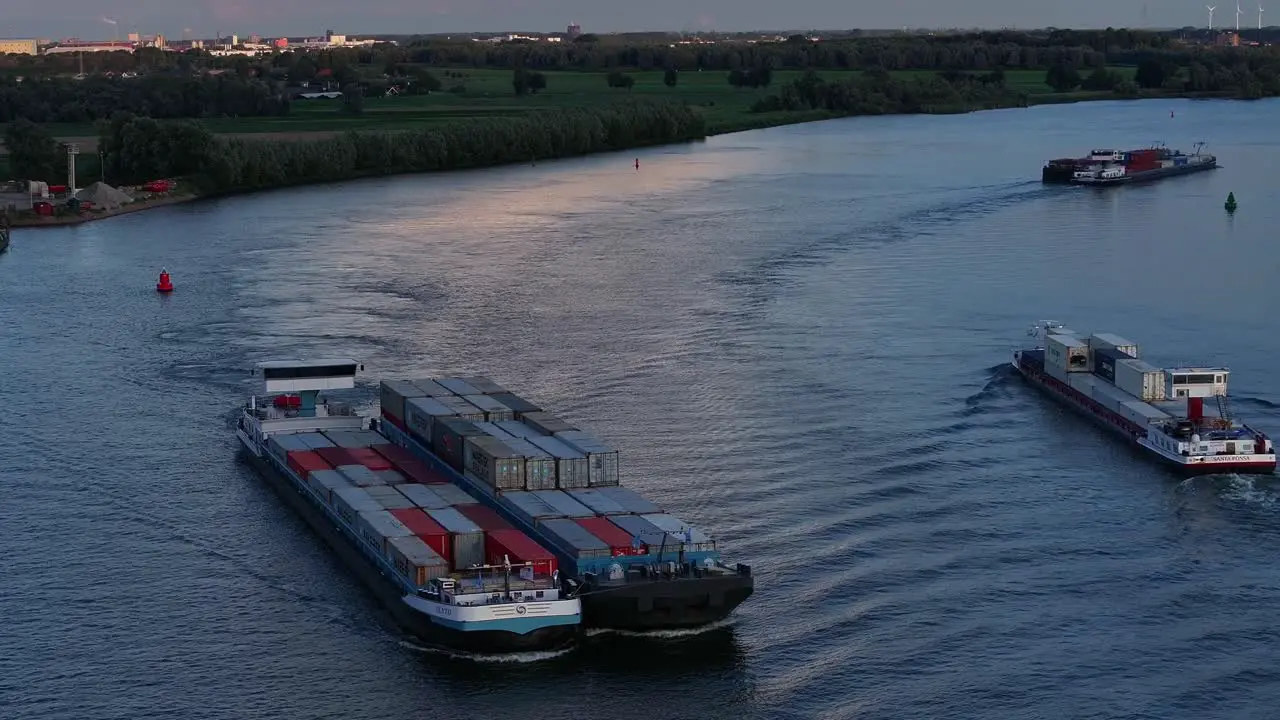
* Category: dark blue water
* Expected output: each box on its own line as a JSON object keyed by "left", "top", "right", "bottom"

{"left": 4, "top": 97, "right": 1280, "bottom": 720}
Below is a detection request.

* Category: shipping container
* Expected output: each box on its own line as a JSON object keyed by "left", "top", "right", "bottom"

{"left": 395, "top": 483, "right": 452, "bottom": 510}
{"left": 456, "top": 503, "right": 515, "bottom": 532}
{"left": 487, "top": 392, "right": 543, "bottom": 418}
{"left": 484, "top": 528, "right": 558, "bottom": 577}
{"left": 365, "top": 484, "right": 418, "bottom": 510}
{"left": 437, "top": 394, "right": 488, "bottom": 423}
{"left": 1068, "top": 372, "right": 1096, "bottom": 395}
{"left": 287, "top": 450, "right": 333, "bottom": 478}
{"left": 1045, "top": 333, "right": 1091, "bottom": 372}
{"left": 331, "top": 486, "right": 383, "bottom": 526}
{"left": 495, "top": 420, "right": 546, "bottom": 440}
{"left": 356, "top": 509, "right": 417, "bottom": 552}
{"left": 463, "top": 435, "right": 526, "bottom": 490}
{"left": 337, "top": 463, "right": 385, "bottom": 487}
{"left": 379, "top": 380, "right": 428, "bottom": 423}
{"left": 1045, "top": 360, "right": 1069, "bottom": 383}
{"left": 268, "top": 433, "right": 310, "bottom": 461}
{"left": 389, "top": 508, "right": 452, "bottom": 564}
{"left": 424, "top": 507, "right": 486, "bottom": 570}
{"left": 523, "top": 434, "right": 590, "bottom": 489}
{"left": 408, "top": 379, "right": 454, "bottom": 397}
{"left": 1119, "top": 399, "right": 1171, "bottom": 426}
{"left": 1091, "top": 380, "right": 1137, "bottom": 413}
{"left": 461, "top": 394, "right": 516, "bottom": 422}
{"left": 1088, "top": 333, "right": 1139, "bottom": 359}
{"left": 574, "top": 516, "right": 649, "bottom": 556}
{"left": 530, "top": 489, "right": 596, "bottom": 518}
{"left": 374, "top": 469, "right": 406, "bottom": 486}
{"left": 430, "top": 482, "right": 477, "bottom": 506}
{"left": 307, "top": 468, "right": 351, "bottom": 504}
{"left": 404, "top": 396, "right": 460, "bottom": 445}
{"left": 607, "top": 514, "right": 680, "bottom": 552}
{"left": 1115, "top": 358, "right": 1167, "bottom": 402}
{"left": 322, "top": 430, "right": 374, "bottom": 449}
{"left": 500, "top": 437, "right": 557, "bottom": 490}
{"left": 1092, "top": 347, "right": 1132, "bottom": 384}
{"left": 457, "top": 375, "right": 508, "bottom": 395}
{"left": 640, "top": 514, "right": 717, "bottom": 552}
{"left": 596, "top": 486, "right": 661, "bottom": 514}
{"left": 553, "top": 430, "right": 620, "bottom": 487}
{"left": 434, "top": 377, "right": 482, "bottom": 397}
{"left": 565, "top": 488, "right": 630, "bottom": 515}
{"left": 387, "top": 535, "right": 450, "bottom": 587}
{"left": 500, "top": 490, "right": 565, "bottom": 523}
{"left": 537, "top": 517, "right": 612, "bottom": 560}
{"left": 314, "top": 446, "right": 356, "bottom": 468}
{"left": 346, "top": 446, "right": 393, "bottom": 472}
{"left": 296, "top": 432, "right": 337, "bottom": 450}
{"left": 431, "top": 416, "right": 486, "bottom": 474}
{"left": 473, "top": 421, "right": 520, "bottom": 442}
{"left": 521, "top": 411, "right": 578, "bottom": 436}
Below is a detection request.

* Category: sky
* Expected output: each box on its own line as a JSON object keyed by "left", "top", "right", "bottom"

{"left": 1, "top": 1, "right": 1258, "bottom": 40}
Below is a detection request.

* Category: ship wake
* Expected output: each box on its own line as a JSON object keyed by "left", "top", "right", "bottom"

{"left": 584, "top": 617, "right": 738, "bottom": 640}
{"left": 397, "top": 639, "right": 575, "bottom": 663}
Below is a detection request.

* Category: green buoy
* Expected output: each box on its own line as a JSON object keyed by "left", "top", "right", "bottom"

{"left": 1225, "top": 191, "right": 1238, "bottom": 212}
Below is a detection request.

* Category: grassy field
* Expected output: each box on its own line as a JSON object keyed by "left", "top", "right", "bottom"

{"left": 0, "top": 66, "right": 1138, "bottom": 180}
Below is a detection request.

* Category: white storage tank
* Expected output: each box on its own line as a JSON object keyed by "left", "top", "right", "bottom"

{"left": 1046, "top": 333, "right": 1091, "bottom": 373}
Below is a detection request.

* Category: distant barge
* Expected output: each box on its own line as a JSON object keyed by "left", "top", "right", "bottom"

{"left": 1042, "top": 145, "right": 1217, "bottom": 185}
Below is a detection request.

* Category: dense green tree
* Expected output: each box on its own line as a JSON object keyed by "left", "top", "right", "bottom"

{"left": 3, "top": 118, "right": 61, "bottom": 182}
{"left": 663, "top": 67, "right": 678, "bottom": 87}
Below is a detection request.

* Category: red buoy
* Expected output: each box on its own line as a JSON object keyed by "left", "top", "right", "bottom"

{"left": 156, "top": 268, "right": 174, "bottom": 293}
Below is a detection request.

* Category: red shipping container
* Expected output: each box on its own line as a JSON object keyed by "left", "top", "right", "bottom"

{"left": 456, "top": 504, "right": 514, "bottom": 532}
{"left": 315, "top": 446, "right": 356, "bottom": 467}
{"left": 390, "top": 508, "right": 452, "bottom": 566}
{"left": 395, "top": 457, "right": 447, "bottom": 484}
{"left": 287, "top": 450, "right": 333, "bottom": 478}
{"left": 578, "top": 516, "right": 649, "bottom": 556}
{"left": 382, "top": 413, "right": 407, "bottom": 432}
{"left": 485, "top": 529, "right": 557, "bottom": 577}
{"left": 347, "top": 446, "right": 393, "bottom": 471}
{"left": 372, "top": 443, "right": 416, "bottom": 467}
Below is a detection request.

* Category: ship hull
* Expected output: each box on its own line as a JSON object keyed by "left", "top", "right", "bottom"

{"left": 1042, "top": 159, "right": 1217, "bottom": 185}
{"left": 239, "top": 443, "right": 577, "bottom": 654}
{"left": 1013, "top": 352, "right": 1276, "bottom": 476}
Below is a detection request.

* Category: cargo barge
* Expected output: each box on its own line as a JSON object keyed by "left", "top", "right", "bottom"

{"left": 377, "top": 376, "right": 755, "bottom": 631}
{"left": 1041, "top": 144, "right": 1216, "bottom": 185}
{"left": 1013, "top": 323, "right": 1276, "bottom": 475}
{"left": 235, "top": 360, "right": 581, "bottom": 654}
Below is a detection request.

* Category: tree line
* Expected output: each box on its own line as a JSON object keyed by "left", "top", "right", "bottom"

{"left": 0, "top": 74, "right": 290, "bottom": 124}
{"left": 5, "top": 102, "right": 706, "bottom": 193}
{"left": 751, "top": 68, "right": 1029, "bottom": 116}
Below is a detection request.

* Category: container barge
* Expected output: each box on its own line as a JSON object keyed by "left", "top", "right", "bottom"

{"left": 235, "top": 360, "right": 581, "bottom": 654}
{"left": 376, "top": 375, "right": 755, "bottom": 631}
{"left": 1013, "top": 323, "right": 1276, "bottom": 475}
{"left": 1041, "top": 144, "right": 1216, "bottom": 185}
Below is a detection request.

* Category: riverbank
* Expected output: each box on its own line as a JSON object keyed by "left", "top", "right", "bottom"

{"left": 7, "top": 192, "right": 198, "bottom": 228}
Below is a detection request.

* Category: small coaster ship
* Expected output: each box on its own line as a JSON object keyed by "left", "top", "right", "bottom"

{"left": 236, "top": 360, "right": 582, "bottom": 654}
{"left": 1042, "top": 144, "right": 1217, "bottom": 185}
{"left": 1013, "top": 323, "right": 1275, "bottom": 475}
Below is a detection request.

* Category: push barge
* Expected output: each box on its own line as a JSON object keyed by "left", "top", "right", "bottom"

{"left": 376, "top": 375, "right": 755, "bottom": 631}
{"left": 1013, "top": 323, "right": 1276, "bottom": 475}
{"left": 1042, "top": 144, "right": 1217, "bottom": 185}
{"left": 236, "top": 360, "right": 581, "bottom": 654}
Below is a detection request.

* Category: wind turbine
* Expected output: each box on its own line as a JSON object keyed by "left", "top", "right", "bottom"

{"left": 1260, "top": 4, "right": 1266, "bottom": 29}
{"left": 1208, "top": 4, "right": 1217, "bottom": 29}
{"left": 1236, "top": 2, "right": 1243, "bottom": 30}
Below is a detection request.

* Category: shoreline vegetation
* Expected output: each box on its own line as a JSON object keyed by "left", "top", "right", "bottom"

{"left": 4, "top": 28, "right": 1280, "bottom": 227}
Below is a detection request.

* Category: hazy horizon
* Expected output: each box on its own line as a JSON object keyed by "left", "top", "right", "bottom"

{"left": 2, "top": 0, "right": 1260, "bottom": 40}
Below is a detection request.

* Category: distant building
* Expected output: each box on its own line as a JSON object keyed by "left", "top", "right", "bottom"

{"left": 43, "top": 41, "right": 135, "bottom": 55}
{"left": 567, "top": 23, "right": 582, "bottom": 39}
{"left": 0, "top": 38, "right": 39, "bottom": 55}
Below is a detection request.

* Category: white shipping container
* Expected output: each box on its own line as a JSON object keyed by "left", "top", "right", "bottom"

{"left": 356, "top": 509, "right": 416, "bottom": 554}
{"left": 1115, "top": 358, "right": 1166, "bottom": 401}
{"left": 1046, "top": 333, "right": 1091, "bottom": 372}
{"left": 331, "top": 486, "right": 383, "bottom": 526}
{"left": 337, "top": 464, "right": 385, "bottom": 488}
{"left": 387, "top": 535, "right": 450, "bottom": 586}
{"left": 1044, "top": 359, "right": 1069, "bottom": 383}
{"left": 1119, "top": 400, "right": 1171, "bottom": 426}
{"left": 396, "top": 483, "right": 451, "bottom": 510}
{"left": 307, "top": 468, "right": 352, "bottom": 504}
{"left": 364, "top": 485, "right": 417, "bottom": 510}
{"left": 1091, "top": 380, "right": 1137, "bottom": 413}
{"left": 1088, "top": 333, "right": 1140, "bottom": 358}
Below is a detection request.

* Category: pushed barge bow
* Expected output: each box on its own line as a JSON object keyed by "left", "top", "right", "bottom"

{"left": 1013, "top": 323, "right": 1275, "bottom": 475}
{"left": 1042, "top": 145, "right": 1217, "bottom": 185}
{"left": 377, "top": 376, "right": 755, "bottom": 631}
{"left": 235, "top": 360, "right": 581, "bottom": 653}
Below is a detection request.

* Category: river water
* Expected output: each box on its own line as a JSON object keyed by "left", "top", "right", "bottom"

{"left": 3, "top": 97, "right": 1280, "bottom": 720}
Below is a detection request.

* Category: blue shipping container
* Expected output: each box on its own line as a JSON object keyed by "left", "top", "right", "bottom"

{"left": 1092, "top": 347, "right": 1131, "bottom": 384}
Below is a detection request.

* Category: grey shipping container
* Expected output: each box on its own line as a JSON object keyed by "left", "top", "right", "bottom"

{"left": 364, "top": 484, "right": 418, "bottom": 510}
{"left": 379, "top": 380, "right": 427, "bottom": 423}
{"left": 524, "top": 434, "right": 590, "bottom": 490}
{"left": 307, "top": 468, "right": 352, "bottom": 504}
{"left": 597, "top": 486, "right": 661, "bottom": 514}
{"left": 537, "top": 517, "right": 612, "bottom": 560}
{"left": 437, "top": 394, "right": 487, "bottom": 422}
{"left": 608, "top": 514, "right": 680, "bottom": 551}
{"left": 463, "top": 435, "right": 526, "bottom": 490}
{"left": 640, "top": 513, "right": 717, "bottom": 551}
{"left": 530, "top": 489, "right": 596, "bottom": 518}
{"left": 521, "top": 411, "right": 578, "bottom": 436}
{"left": 462, "top": 394, "right": 516, "bottom": 422}
{"left": 1088, "top": 333, "right": 1140, "bottom": 359}
{"left": 434, "top": 377, "right": 483, "bottom": 397}
{"left": 298, "top": 432, "right": 337, "bottom": 450}
{"left": 554, "top": 430, "right": 620, "bottom": 487}
{"left": 322, "top": 430, "right": 377, "bottom": 449}
{"left": 408, "top": 379, "right": 454, "bottom": 397}
{"left": 458, "top": 376, "right": 508, "bottom": 394}
{"left": 487, "top": 392, "right": 543, "bottom": 418}
{"left": 396, "top": 483, "right": 452, "bottom": 510}
{"left": 269, "top": 433, "right": 310, "bottom": 460}
{"left": 387, "top": 535, "right": 450, "bottom": 586}
{"left": 374, "top": 469, "right": 406, "bottom": 486}
{"left": 565, "top": 488, "right": 629, "bottom": 515}
{"left": 503, "top": 437, "right": 557, "bottom": 490}
{"left": 473, "top": 421, "right": 520, "bottom": 442}
{"left": 501, "top": 490, "right": 566, "bottom": 522}
{"left": 331, "top": 486, "right": 384, "bottom": 526}
{"left": 356, "top": 509, "right": 416, "bottom": 553}
{"left": 404, "top": 396, "right": 460, "bottom": 444}
{"left": 431, "top": 416, "right": 486, "bottom": 474}
{"left": 424, "top": 507, "right": 486, "bottom": 570}
{"left": 338, "top": 464, "right": 385, "bottom": 488}
{"left": 429, "top": 483, "right": 477, "bottom": 506}
{"left": 495, "top": 420, "right": 546, "bottom": 440}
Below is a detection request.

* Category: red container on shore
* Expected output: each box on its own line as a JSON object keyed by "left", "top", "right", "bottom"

{"left": 456, "top": 504, "right": 514, "bottom": 532}
{"left": 390, "top": 508, "right": 452, "bottom": 565}
{"left": 485, "top": 528, "right": 558, "bottom": 577}
{"left": 287, "top": 450, "right": 333, "bottom": 478}
{"left": 347, "top": 446, "right": 393, "bottom": 471}
{"left": 577, "top": 516, "right": 649, "bottom": 556}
